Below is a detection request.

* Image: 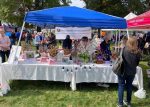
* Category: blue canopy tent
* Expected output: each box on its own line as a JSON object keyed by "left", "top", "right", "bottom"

{"left": 24, "top": 6, "right": 127, "bottom": 29}
{"left": 14, "top": 6, "right": 127, "bottom": 62}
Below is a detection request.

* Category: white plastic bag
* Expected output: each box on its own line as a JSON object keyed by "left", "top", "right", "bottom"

{"left": 134, "top": 88, "right": 146, "bottom": 99}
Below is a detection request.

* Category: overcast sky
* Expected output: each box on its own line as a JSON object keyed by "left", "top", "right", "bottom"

{"left": 69, "top": 0, "right": 86, "bottom": 8}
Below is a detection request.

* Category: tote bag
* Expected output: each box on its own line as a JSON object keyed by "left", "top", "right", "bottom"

{"left": 112, "top": 48, "right": 124, "bottom": 75}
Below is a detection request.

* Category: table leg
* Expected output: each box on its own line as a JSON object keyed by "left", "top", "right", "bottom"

{"left": 71, "top": 71, "right": 76, "bottom": 91}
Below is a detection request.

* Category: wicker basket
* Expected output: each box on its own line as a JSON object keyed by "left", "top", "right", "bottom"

{"left": 49, "top": 48, "right": 58, "bottom": 57}
{"left": 96, "top": 60, "right": 104, "bottom": 64}
{"left": 63, "top": 48, "right": 71, "bottom": 55}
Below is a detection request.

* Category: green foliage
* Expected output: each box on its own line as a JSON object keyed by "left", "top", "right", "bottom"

{"left": 0, "top": 0, "right": 61, "bottom": 26}
{"left": 84, "top": 0, "right": 147, "bottom": 17}
{"left": 127, "top": 0, "right": 146, "bottom": 14}
{"left": 0, "top": 0, "right": 21, "bottom": 25}
{"left": 78, "top": 52, "right": 90, "bottom": 63}
{"left": 141, "top": 54, "right": 150, "bottom": 61}
{"left": 141, "top": 0, "right": 150, "bottom": 11}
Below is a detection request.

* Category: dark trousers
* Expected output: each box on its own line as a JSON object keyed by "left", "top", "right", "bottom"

{"left": 0, "top": 50, "right": 10, "bottom": 63}
{"left": 26, "top": 39, "right": 31, "bottom": 45}
{"left": 35, "top": 44, "right": 39, "bottom": 51}
{"left": 118, "top": 75, "right": 135, "bottom": 105}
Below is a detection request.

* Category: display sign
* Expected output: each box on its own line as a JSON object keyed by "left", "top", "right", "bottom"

{"left": 55, "top": 27, "right": 92, "bottom": 39}
{"left": 8, "top": 45, "right": 22, "bottom": 64}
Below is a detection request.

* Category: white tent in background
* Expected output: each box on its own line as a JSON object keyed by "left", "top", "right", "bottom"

{"left": 124, "top": 12, "right": 137, "bottom": 20}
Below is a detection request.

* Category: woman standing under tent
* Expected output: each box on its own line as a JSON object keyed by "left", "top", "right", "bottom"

{"left": 100, "top": 35, "right": 111, "bottom": 61}
{"left": 35, "top": 32, "right": 41, "bottom": 52}
{"left": 62, "top": 35, "right": 72, "bottom": 50}
{"left": 0, "top": 26, "right": 11, "bottom": 63}
{"left": 117, "top": 36, "right": 140, "bottom": 107}
{"left": 10, "top": 30, "right": 16, "bottom": 48}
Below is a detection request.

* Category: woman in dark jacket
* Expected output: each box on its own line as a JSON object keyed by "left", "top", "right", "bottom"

{"left": 62, "top": 35, "right": 72, "bottom": 50}
{"left": 117, "top": 36, "right": 140, "bottom": 107}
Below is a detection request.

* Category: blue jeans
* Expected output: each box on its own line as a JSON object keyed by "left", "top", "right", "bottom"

{"left": 118, "top": 75, "right": 135, "bottom": 105}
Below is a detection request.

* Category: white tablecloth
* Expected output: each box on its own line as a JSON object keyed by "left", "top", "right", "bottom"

{"left": 0, "top": 63, "right": 143, "bottom": 96}
{"left": 72, "top": 64, "right": 143, "bottom": 91}
{"left": 0, "top": 63, "right": 73, "bottom": 96}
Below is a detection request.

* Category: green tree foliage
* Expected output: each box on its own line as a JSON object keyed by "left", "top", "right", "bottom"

{"left": 84, "top": 0, "right": 147, "bottom": 17}
{"left": 0, "top": 0, "right": 62, "bottom": 26}
{"left": 0, "top": 0, "right": 22, "bottom": 25}
{"left": 127, "top": 0, "right": 146, "bottom": 14}
{"left": 141, "top": 0, "right": 150, "bottom": 11}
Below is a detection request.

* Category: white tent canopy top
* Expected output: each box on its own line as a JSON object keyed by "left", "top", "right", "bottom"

{"left": 124, "top": 12, "right": 137, "bottom": 20}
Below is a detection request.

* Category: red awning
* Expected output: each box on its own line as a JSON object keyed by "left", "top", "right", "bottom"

{"left": 127, "top": 10, "right": 150, "bottom": 29}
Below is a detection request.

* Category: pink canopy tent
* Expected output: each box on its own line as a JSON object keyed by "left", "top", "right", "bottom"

{"left": 127, "top": 10, "right": 150, "bottom": 29}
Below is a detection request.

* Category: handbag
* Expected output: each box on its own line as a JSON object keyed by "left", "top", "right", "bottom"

{"left": 112, "top": 48, "right": 124, "bottom": 75}
{"left": 134, "top": 88, "right": 146, "bottom": 99}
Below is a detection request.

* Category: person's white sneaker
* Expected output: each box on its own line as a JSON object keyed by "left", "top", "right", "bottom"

{"left": 123, "top": 100, "right": 128, "bottom": 106}
{"left": 123, "top": 100, "right": 131, "bottom": 107}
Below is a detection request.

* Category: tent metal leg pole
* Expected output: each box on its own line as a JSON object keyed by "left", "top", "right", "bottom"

{"left": 126, "top": 29, "right": 129, "bottom": 38}
{"left": 17, "top": 21, "right": 25, "bottom": 46}
{"left": 115, "top": 30, "right": 118, "bottom": 52}
{"left": 13, "top": 21, "right": 26, "bottom": 63}
{"left": 118, "top": 29, "right": 121, "bottom": 52}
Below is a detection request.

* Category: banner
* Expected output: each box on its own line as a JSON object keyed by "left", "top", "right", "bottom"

{"left": 55, "top": 27, "right": 91, "bottom": 39}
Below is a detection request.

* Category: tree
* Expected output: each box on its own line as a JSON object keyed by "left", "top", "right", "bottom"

{"left": 126, "top": 0, "right": 146, "bottom": 14}
{"left": 142, "top": 0, "right": 150, "bottom": 11}
{"left": 0, "top": 0, "right": 22, "bottom": 25}
{"left": 0, "top": 0, "right": 62, "bottom": 26}
{"left": 83, "top": 0, "right": 147, "bottom": 17}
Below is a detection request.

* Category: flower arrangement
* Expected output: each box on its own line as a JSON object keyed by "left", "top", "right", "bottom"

{"left": 49, "top": 46, "right": 58, "bottom": 57}
{"left": 78, "top": 51, "right": 90, "bottom": 63}
{"left": 38, "top": 46, "right": 49, "bottom": 57}
{"left": 92, "top": 49, "right": 104, "bottom": 64}
{"left": 76, "top": 39, "right": 95, "bottom": 63}
{"left": 25, "top": 51, "right": 35, "bottom": 59}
